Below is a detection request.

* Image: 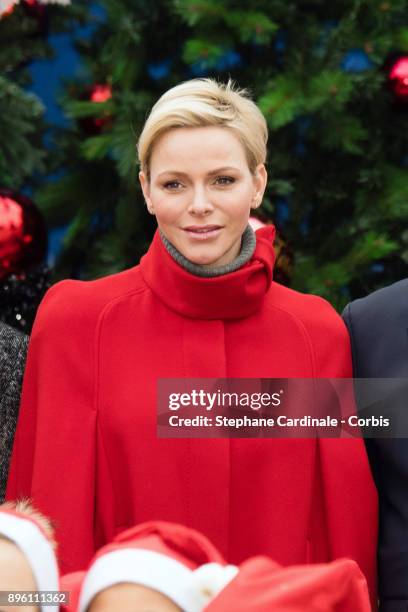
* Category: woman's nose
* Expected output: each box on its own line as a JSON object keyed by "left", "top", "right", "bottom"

{"left": 188, "top": 189, "right": 214, "bottom": 215}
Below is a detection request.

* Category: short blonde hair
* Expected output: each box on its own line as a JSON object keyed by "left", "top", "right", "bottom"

{"left": 137, "top": 78, "right": 268, "bottom": 180}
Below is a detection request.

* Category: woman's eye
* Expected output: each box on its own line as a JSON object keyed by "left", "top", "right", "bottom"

{"left": 215, "top": 176, "right": 235, "bottom": 185}
{"left": 163, "top": 181, "right": 182, "bottom": 190}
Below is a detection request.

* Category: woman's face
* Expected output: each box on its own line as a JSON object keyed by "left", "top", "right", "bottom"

{"left": 139, "top": 126, "right": 267, "bottom": 267}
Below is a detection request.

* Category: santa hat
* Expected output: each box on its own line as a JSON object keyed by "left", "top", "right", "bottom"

{"left": 78, "top": 521, "right": 238, "bottom": 612}
{"left": 0, "top": 508, "right": 59, "bottom": 612}
{"left": 204, "top": 556, "right": 371, "bottom": 612}
{"left": 60, "top": 571, "right": 85, "bottom": 612}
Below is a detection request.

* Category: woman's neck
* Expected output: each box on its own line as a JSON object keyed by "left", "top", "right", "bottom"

{"left": 159, "top": 225, "right": 256, "bottom": 278}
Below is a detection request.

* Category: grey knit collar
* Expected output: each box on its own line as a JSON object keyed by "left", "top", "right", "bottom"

{"left": 159, "top": 225, "right": 256, "bottom": 278}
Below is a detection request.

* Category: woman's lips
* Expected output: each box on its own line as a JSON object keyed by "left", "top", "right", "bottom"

{"left": 183, "top": 226, "right": 222, "bottom": 240}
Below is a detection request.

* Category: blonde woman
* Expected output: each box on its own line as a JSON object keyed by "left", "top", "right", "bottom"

{"left": 6, "top": 79, "right": 377, "bottom": 605}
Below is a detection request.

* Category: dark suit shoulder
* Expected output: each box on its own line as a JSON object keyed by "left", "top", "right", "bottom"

{"left": 344, "top": 281, "right": 408, "bottom": 606}
{"left": 346, "top": 278, "right": 408, "bottom": 323}
{"left": 343, "top": 279, "right": 408, "bottom": 378}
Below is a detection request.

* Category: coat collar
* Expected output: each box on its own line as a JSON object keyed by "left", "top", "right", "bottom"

{"left": 140, "top": 226, "right": 275, "bottom": 320}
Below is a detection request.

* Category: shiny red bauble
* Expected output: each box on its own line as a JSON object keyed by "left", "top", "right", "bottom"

{"left": 388, "top": 55, "right": 408, "bottom": 101}
{"left": 0, "top": 189, "right": 47, "bottom": 279}
{"left": 79, "top": 84, "right": 113, "bottom": 135}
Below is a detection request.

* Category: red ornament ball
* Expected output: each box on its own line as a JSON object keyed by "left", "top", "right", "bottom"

{"left": 388, "top": 56, "right": 408, "bottom": 101}
{"left": 3, "top": 0, "right": 45, "bottom": 17}
{"left": 0, "top": 189, "right": 47, "bottom": 279}
{"left": 79, "top": 84, "right": 113, "bottom": 135}
{"left": 89, "top": 84, "right": 112, "bottom": 103}
{"left": 2, "top": 1, "right": 47, "bottom": 35}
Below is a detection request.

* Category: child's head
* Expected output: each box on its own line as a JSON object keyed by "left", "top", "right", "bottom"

{"left": 0, "top": 534, "right": 37, "bottom": 591}
{"left": 0, "top": 499, "right": 59, "bottom": 612}
{"left": 78, "top": 521, "right": 236, "bottom": 612}
{"left": 87, "top": 582, "right": 181, "bottom": 612}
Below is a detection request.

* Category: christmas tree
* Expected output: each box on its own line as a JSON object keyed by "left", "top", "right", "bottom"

{"left": 0, "top": 0, "right": 86, "bottom": 190}
{"left": 0, "top": 0, "right": 86, "bottom": 331}
{"left": 36, "top": 0, "right": 408, "bottom": 309}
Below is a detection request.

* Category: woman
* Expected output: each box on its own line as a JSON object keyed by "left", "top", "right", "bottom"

{"left": 6, "top": 79, "right": 377, "bottom": 603}
{"left": 0, "top": 322, "right": 27, "bottom": 502}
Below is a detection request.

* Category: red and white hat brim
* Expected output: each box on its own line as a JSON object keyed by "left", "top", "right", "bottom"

{"left": 0, "top": 512, "right": 59, "bottom": 612}
{"left": 78, "top": 548, "right": 206, "bottom": 612}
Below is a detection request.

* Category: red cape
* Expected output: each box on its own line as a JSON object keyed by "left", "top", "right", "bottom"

{"left": 6, "top": 227, "right": 378, "bottom": 605}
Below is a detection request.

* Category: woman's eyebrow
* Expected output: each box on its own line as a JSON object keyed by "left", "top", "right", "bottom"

{"left": 207, "top": 166, "right": 240, "bottom": 175}
{"left": 157, "top": 166, "right": 240, "bottom": 178}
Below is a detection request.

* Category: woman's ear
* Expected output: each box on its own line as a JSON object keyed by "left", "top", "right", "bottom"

{"left": 139, "top": 170, "right": 155, "bottom": 214}
{"left": 250, "top": 164, "right": 267, "bottom": 210}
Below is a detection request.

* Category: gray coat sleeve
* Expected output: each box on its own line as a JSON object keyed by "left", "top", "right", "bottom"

{"left": 0, "top": 323, "right": 28, "bottom": 502}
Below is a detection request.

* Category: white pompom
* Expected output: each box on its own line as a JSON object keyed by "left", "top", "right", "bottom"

{"left": 191, "top": 562, "right": 239, "bottom": 604}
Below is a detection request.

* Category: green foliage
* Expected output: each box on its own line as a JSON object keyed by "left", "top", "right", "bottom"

{"left": 258, "top": 76, "right": 301, "bottom": 128}
{"left": 223, "top": 11, "right": 278, "bottom": 44}
{"left": 29, "top": 0, "right": 408, "bottom": 308}
{"left": 182, "top": 39, "right": 225, "bottom": 65}
{"left": 307, "top": 71, "right": 355, "bottom": 111}
{"left": 397, "top": 27, "right": 408, "bottom": 51}
{"left": 0, "top": 2, "right": 88, "bottom": 191}
{"left": 294, "top": 230, "right": 399, "bottom": 311}
{"left": 80, "top": 134, "right": 113, "bottom": 160}
{"left": 0, "top": 77, "right": 46, "bottom": 187}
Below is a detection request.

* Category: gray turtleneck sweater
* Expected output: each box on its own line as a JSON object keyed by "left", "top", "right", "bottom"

{"left": 160, "top": 225, "right": 256, "bottom": 277}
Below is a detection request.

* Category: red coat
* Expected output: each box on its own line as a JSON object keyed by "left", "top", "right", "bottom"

{"left": 6, "top": 227, "right": 377, "bottom": 604}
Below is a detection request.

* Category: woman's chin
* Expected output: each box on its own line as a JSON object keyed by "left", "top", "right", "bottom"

{"left": 189, "top": 256, "right": 219, "bottom": 267}
{"left": 182, "top": 249, "right": 224, "bottom": 268}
